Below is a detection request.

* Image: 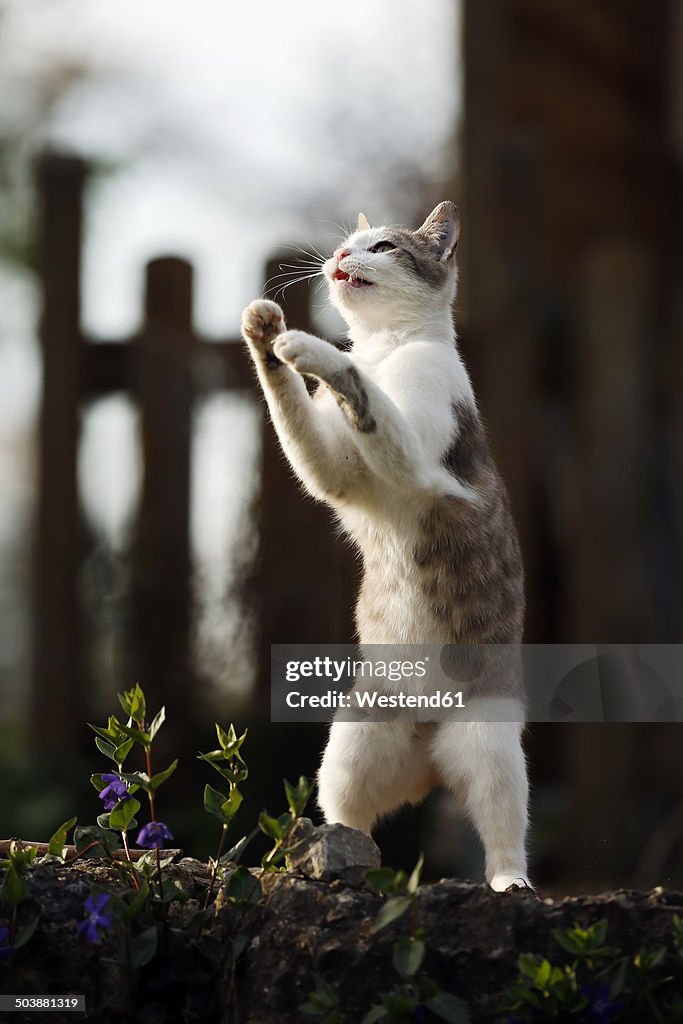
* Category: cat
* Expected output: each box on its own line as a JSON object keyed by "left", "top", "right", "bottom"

{"left": 241, "top": 202, "right": 530, "bottom": 892}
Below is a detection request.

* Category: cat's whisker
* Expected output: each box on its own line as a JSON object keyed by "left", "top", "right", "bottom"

{"left": 269, "top": 271, "right": 325, "bottom": 302}
{"left": 262, "top": 265, "right": 324, "bottom": 292}
{"left": 282, "top": 243, "right": 330, "bottom": 265}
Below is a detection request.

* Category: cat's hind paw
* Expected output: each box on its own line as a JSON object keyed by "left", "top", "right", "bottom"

{"left": 241, "top": 299, "right": 285, "bottom": 348}
{"left": 489, "top": 873, "right": 535, "bottom": 894}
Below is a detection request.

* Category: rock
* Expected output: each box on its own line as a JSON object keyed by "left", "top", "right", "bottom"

{"left": 285, "top": 818, "right": 381, "bottom": 883}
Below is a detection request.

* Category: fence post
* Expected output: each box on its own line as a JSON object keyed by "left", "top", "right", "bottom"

{"left": 33, "top": 154, "right": 86, "bottom": 756}
{"left": 129, "top": 258, "right": 194, "bottom": 739}
{"left": 254, "top": 262, "right": 356, "bottom": 709}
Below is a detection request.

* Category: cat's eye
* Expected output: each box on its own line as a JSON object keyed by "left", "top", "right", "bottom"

{"left": 368, "top": 241, "right": 396, "bottom": 254}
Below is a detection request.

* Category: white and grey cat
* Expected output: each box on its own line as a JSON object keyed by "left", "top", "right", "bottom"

{"left": 241, "top": 203, "right": 530, "bottom": 891}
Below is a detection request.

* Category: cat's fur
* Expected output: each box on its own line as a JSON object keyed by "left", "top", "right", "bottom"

{"left": 241, "top": 202, "right": 530, "bottom": 891}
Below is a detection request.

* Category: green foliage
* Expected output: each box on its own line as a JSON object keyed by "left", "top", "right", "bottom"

{"left": 259, "top": 775, "right": 313, "bottom": 869}
{"left": 507, "top": 917, "right": 683, "bottom": 1022}
{"left": 0, "top": 842, "right": 36, "bottom": 909}
{"left": 45, "top": 816, "right": 78, "bottom": 862}
{"left": 301, "top": 976, "right": 341, "bottom": 1022}
{"left": 304, "top": 853, "right": 470, "bottom": 1023}
{"left": 118, "top": 682, "right": 147, "bottom": 724}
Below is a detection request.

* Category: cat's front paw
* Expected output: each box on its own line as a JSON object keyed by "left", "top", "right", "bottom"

{"left": 241, "top": 299, "right": 285, "bottom": 355}
{"left": 273, "top": 330, "right": 339, "bottom": 378}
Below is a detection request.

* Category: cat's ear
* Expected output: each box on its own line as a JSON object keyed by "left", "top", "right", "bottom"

{"left": 357, "top": 212, "right": 371, "bottom": 231}
{"left": 416, "top": 201, "right": 460, "bottom": 262}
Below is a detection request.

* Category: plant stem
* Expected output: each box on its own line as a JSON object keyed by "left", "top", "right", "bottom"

{"left": 155, "top": 846, "right": 164, "bottom": 901}
{"left": 137, "top": 721, "right": 162, "bottom": 897}
{"left": 121, "top": 832, "right": 140, "bottom": 892}
{"left": 204, "top": 825, "right": 228, "bottom": 910}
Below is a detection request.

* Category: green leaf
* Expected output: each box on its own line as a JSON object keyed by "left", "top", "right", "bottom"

{"left": 154, "top": 879, "right": 188, "bottom": 904}
{"left": 609, "top": 957, "right": 628, "bottom": 999}
{"left": 74, "top": 825, "right": 121, "bottom": 858}
{"left": 553, "top": 919, "right": 610, "bottom": 958}
{"left": 204, "top": 784, "right": 227, "bottom": 822}
{"left": 392, "top": 936, "right": 425, "bottom": 979}
{"left": 119, "top": 770, "right": 150, "bottom": 793}
{"left": 114, "top": 738, "right": 135, "bottom": 764}
{"left": 284, "top": 776, "right": 313, "bottom": 818}
{"left": 129, "top": 925, "right": 158, "bottom": 969}
{"left": 13, "top": 903, "right": 41, "bottom": 949}
{"left": 258, "top": 811, "right": 284, "bottom": 840}
{"left": 195, "top": 933, "right": 226, "bottom": 965}
{"left": 122, "top": 882, "right": 151, "bottom": 924}
{"left": 425, "top": 992, "right": 472, "bottom": 1023}
{"left": 148, "top": 707, "right": 166, "bottom": 741}
{"left": 1, "top": 866, "right": 26, "bottom": 909}
{"left": 365, "top": 867, "right": 399, "bottom": 892}
{"left": 216, "top": 722, "right": 236, "bottom": 750}
{"left": 118, "top": 683, "right": 146, "bottom": 723}
{"left": 149, "top": 759, "right": 178, "bottom": 793}
{"left": 95, "top": 736, "right": 118, "bottom": 761}
{"left": 224, "top": 866, "right": 261, "bottom": 906}
{"left": 219, "top": 834, "right": 252, "bottom": 865}
{"left": 118, "top": 723, "right": 151, "bottom": 747}
{"left": 406, "top": 853, "right": 424, "bottom": 895}
{"left": 88, "top": 716, "right": 126, "bottom": 743}
{"left": 222, "top": 788, "right": 243, "bottom": 825}
{"left": 278, "top": 811, "right": 294, "bottom": 835}
{"left": 109, "top": 797, "right": 141, "bottom": 832}
{"left": 203, "top": 785, "right": 242, "bottom": 827}
{"left": 360, "top": 1007, "right": 388, "bottom": 1024}
{"left": 216, "top": 723, "right": 248, "bottom": 757}
{"left": 47, "top": 816, "right": 77, "bottom": 860}
{"left": 97, "top": 813, "right": 111, "bottom": 829}
{"left": 301, "top": 976, "right": 340, "bottom": 1019}
{"left": 372, "top": 895, "right": 412, "bottom": 934}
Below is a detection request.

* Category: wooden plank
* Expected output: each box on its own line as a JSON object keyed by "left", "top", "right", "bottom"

{"left": 128, "top": 258, "right": 195, "bottom": 741}
{"left": 83, "top": 337, "right": 253, "bottom": 396}
{"left": 33, "top": 153, "right": 86, "bottom": 756}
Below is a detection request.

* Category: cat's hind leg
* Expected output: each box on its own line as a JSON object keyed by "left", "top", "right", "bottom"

{"left": 318, "top": 719, "right": 433, "bottom": 835}
{"left": 431, "top": 713, "right": 531, "bottom": 891}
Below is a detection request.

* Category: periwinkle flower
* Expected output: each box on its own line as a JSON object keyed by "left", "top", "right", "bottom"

{"left": 0, "top": 925, "right": 12, "bottom": 960}
{"left": 136, "top": 821, "right": 174, "bottom": 850}
{"left": 580, "top": 982, "right": 622, "bottom": 1023}
{"left": 98, "top": 773, "right": 130, "bottom": 812}
{"left": 77, "top": 893, "right": 112, "bottom": 944}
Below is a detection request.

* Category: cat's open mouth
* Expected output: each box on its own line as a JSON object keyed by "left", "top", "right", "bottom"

{"left": 333, "top": 269, "right": 373, "bottom": 288}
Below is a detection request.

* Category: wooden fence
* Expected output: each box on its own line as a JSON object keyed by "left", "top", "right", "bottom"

{"left": 33, "top": 153, "right": 355, "bottom": 755}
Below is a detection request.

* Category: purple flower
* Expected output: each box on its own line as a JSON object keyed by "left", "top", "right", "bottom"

{"left": 0, "top": 925, "right": 12, "bottom": 960}
{"left": 136, "top": 821, "right": 174, "bottom": 849}
{"left": 580, "top": 982, "right": 622, "bottom": 1023}
{"left": 77, "top": 893, "right": 112, "bottom": 945}
{"left": 98, "top": 773, "right": 130, "bottom": 812}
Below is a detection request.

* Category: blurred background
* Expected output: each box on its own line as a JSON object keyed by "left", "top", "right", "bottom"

{"left": 0, "top": 0, "right": 681, "bottom": 894}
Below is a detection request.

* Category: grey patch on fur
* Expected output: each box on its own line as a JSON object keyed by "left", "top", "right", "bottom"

{"left": 442, "top": 401, "right": 492, "bottom": 483}
{"left": 329, "top": 366, "right": 377, "bottom": 433}
{"left": 381, "top": 228, "right": 447, "bottom": 289}
{"left": 405, "top": 401, "right": 525, "bottom": 652}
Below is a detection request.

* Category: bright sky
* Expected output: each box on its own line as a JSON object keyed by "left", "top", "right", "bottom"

{"left": 0, "top": 0, "right": 462, "bottom": 705}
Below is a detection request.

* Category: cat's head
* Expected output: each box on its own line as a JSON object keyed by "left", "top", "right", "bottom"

{"left": 323, "top": 202, "right": 460, "bottom": 328}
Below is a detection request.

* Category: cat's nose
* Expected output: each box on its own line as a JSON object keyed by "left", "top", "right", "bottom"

{"left": 335, "top": 248, "right": 351, "bottom": 265}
